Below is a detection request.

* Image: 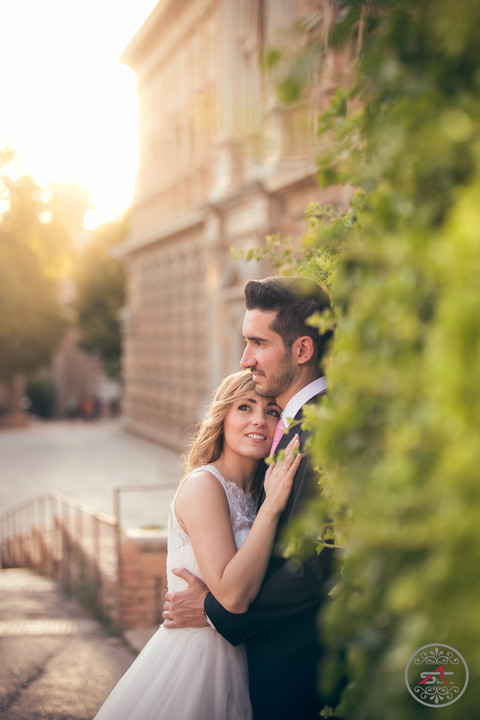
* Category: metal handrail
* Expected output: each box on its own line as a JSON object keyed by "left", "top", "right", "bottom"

{"left": 51, "top": 491, "right": 118, "bottom": 526}
{"left": 0, "top": 485, "right": 176, "bottom": 634}
{"left": 0, "top": 492, "right": 120, "bottom": 629}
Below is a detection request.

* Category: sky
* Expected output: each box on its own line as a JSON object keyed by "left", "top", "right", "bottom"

{"left": 0, "top": 0, "right": 159, "bottom": 227}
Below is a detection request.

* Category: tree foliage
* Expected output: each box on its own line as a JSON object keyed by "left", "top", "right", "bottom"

{"left": 74, "top": 218, "right": 126, "bottom": 379}
{"left": 261, "top": 2, "right": 480, "bottom": 717}
{"left": 0, "top": 161, "right": 70, "bottom": 384}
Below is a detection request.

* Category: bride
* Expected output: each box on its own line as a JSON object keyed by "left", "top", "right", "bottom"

{"left": 93, "top": 370, "right": 301, "bottom": 720}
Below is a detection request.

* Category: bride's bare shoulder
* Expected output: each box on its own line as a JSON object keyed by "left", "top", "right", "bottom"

{"left": 176, "top": 468, "right": 226, "bottom": 505}
{"left": 175, "top": 468, "right": 229, "bottom": 532}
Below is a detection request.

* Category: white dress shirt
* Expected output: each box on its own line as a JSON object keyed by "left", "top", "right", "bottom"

{"left": 282, "top": 376, "right": 327, "bottom": 428}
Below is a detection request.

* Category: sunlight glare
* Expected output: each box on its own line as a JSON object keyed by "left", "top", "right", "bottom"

{"left": 0, "top": 0, "right": 159, "bottom": 221}
{"left": 83, "top": 207, "right": 121, "bottom": 231}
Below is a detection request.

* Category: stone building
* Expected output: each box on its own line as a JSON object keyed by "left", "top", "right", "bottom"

{"left": 120, "top": 0, "right": 354, "bottom": 450}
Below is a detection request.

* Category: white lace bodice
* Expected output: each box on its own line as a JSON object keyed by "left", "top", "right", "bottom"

{"left": 166, "top": 465, "right": 257, "bottom": 593}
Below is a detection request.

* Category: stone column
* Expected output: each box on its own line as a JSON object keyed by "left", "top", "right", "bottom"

{"left": 209, "top": 0, "right": 244, "bottom": 200}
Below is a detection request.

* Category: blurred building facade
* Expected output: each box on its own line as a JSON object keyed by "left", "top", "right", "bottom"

{"left": 120, "top": 0, "right": 354, "bottom": 450}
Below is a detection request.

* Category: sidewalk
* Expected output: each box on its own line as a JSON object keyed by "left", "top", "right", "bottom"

{"left": 0, "top": 419, "right": 183, "bottom": 531}
{"left": 0, "top": 568, "right": 148, "bottom": 720}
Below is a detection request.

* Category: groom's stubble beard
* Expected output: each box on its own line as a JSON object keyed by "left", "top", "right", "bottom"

{"left": 253, "top": 347, "right": 296, "bottom": 400}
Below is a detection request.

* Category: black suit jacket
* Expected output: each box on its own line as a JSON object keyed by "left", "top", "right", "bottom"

{"left": 204, "top": 393, "right": 337, "bottom": 720}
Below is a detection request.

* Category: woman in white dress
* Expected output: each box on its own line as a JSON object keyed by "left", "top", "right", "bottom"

{"left": 93, "top": 370, "right": 301, "bottom": 720}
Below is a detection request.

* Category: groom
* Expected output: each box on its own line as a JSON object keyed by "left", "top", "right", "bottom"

{"left": 163, "top": 276, "right": 340, "bottom": 719}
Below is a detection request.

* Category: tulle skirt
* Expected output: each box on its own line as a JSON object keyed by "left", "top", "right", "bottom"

{"left": 93, "top": 625, "right": 252, "bottom": 720}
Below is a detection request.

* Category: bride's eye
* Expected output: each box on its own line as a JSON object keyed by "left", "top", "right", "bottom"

{"left": 267, "top": 408, "right": 280, "bottom": 418}
{"left": 238, "top": 403, "right": 251, "bottom": 411}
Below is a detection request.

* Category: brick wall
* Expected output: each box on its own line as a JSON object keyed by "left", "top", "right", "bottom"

{"left": 120, "top": 530, "right": 168, "bottom": 629}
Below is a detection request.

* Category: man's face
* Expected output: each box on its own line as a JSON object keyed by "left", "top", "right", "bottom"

{"left": 240, "top": 309, "right": 297, "bottom": 406}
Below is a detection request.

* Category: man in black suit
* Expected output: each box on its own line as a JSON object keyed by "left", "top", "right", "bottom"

{"left": 163, "top": 276, "right": 339, "bottom": 719}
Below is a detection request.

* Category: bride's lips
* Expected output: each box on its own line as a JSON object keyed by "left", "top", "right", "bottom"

{"left": 245, "top": 433, "right": 267, "bottom": 442}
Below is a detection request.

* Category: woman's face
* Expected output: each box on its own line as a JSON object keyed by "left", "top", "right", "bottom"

{"left": 222, "top": 392, "right": 281, "bottom": 460}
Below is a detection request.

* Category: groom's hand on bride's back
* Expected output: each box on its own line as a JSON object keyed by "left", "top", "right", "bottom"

{"left": 162, "top": 568, "right": 209, "bottom": 629}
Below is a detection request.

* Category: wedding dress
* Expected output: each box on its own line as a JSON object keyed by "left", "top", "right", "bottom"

{"left": 93, "top": 465, "right": 255, "bottom": 720}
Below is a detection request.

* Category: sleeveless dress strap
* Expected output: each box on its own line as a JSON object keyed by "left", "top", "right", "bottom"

{"left": 174, "top": 464, "right": 226, "bottom": 500}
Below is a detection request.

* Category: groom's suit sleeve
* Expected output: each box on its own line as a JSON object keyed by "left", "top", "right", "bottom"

{"left": 204, "top": 412, "right": 336, "bottom": 646}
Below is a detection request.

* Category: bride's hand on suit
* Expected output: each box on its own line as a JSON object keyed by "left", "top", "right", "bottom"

{"left": 262, "top": 434, "right": 301, "bottom": 515}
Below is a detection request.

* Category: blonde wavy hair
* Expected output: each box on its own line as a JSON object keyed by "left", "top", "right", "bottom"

{"left": 184, "top": 370, "right": 259, "bottom": 474}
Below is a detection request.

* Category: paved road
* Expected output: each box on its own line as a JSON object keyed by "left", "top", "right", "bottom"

{"left": 0, "top": 567, "right": 136, "bottom": 720}
{"left": 0, "top": 419, "right": 182, "bottom": 529}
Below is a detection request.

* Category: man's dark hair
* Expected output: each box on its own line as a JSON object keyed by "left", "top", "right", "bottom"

{"left": 244, "top": 276, "right": 334, "bottom": 368}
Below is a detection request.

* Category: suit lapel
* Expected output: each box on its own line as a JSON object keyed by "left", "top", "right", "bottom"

{"left": 257, "top": 391, "right": 326, "bottom": 508}
{"left": 275, "top": 391, "right": 324, "bottom": 454}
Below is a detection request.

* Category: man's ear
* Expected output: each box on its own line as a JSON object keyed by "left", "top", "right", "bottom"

{"left": 292, "top": 336, "right": 315, "bottom": 365}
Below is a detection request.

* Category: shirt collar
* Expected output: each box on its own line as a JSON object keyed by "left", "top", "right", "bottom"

{"left": 282, "top": 377, "right": 327, "bottom": 426}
